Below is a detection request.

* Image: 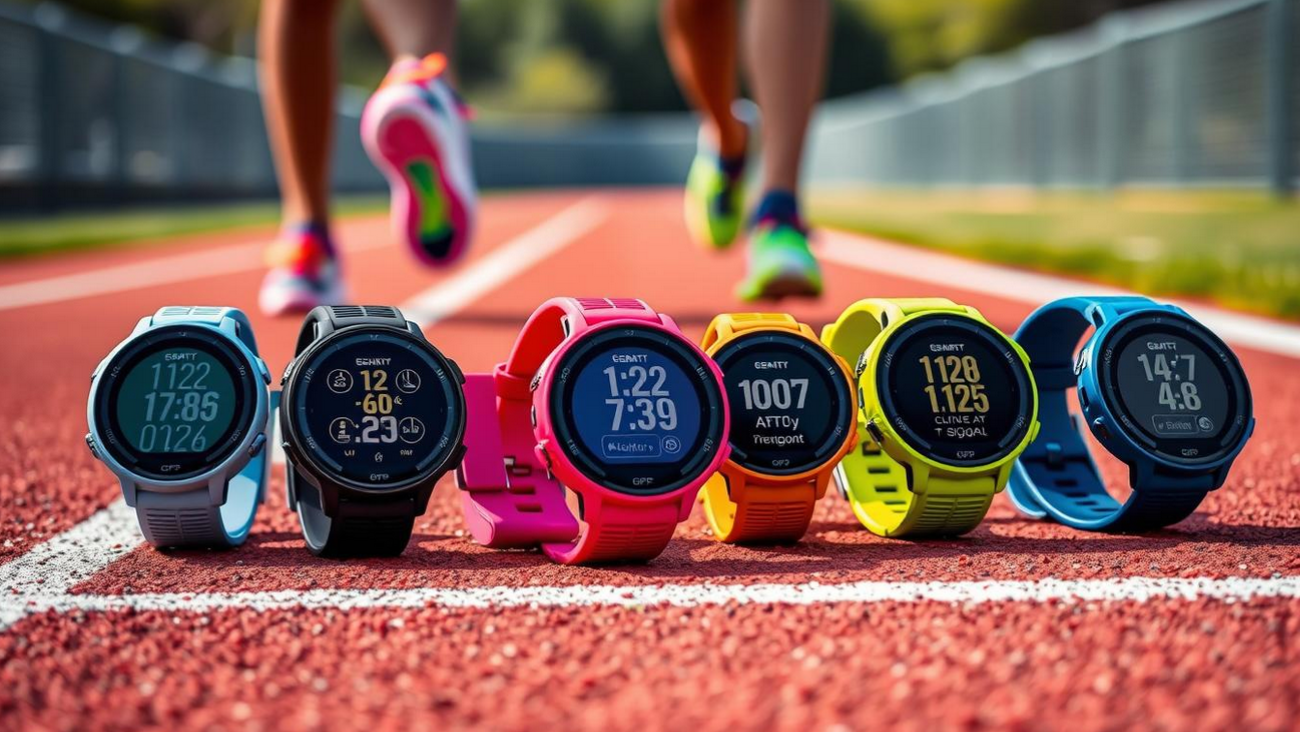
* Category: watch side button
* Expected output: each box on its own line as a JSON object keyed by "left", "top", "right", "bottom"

{"left": 85, "top": 433, "right": 100, "bottom": 460}
{"left": 248, "top": 433, "right": 267, "bottom": 457}
{"left": 865, "top": 420, "right": 886, "bottom": 445}
{"left": 1091, "top": 417, "right": 1110, "bottom": 441}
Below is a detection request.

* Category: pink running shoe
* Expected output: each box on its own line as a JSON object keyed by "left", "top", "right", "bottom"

{"left": 361, "top": 54, "right": 476, "bottom": 268}
{"left": 258, "top": 227, "right": 349, "bottom": 317}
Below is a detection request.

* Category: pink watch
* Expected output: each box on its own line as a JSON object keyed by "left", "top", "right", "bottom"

{"left": 456, "top": 297, "right": 730, "bottom": 564}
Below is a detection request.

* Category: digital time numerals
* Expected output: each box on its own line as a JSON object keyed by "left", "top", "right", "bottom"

{"left": 1136, "top": 352, "right": 1202, "bottom": 411}
{"left": 327, "top": 367, "right": 426, "bottom": 446}
{"left": 602, "top": 365, "right": 678, "bottom": 432}
{"left": 127, "top": 352, "right": 230, "bottom": 453}
{"left": 919, "top": 355, "right": 990, "bottom": 415}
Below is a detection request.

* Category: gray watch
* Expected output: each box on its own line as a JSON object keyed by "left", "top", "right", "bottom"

{"left": 87, "top": 306, "right": 272, "bottom": 548}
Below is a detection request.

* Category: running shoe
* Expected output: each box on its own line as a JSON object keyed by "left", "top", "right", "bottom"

{"left": 258, "top": 228, "right": 348, "bottom": 317}
{"left": 684, "top": 123, "right": 747, "bottom": 250}
{"left": 361, "top": 53, "right": 476, "bottom": 267}
{"left": 736, "top": 222, "right": 822, "bottom": 302}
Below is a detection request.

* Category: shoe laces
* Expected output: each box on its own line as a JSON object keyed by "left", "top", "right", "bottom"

{"left": 380, "top": 53, "right": 475, "bottom": 119}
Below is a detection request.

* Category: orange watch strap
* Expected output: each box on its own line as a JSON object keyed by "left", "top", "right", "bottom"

{"left": 701, "top": 313, "right": 824, "bottom": 544}
{"left": 702, "top": 473, "right": 819, "bottom": 543}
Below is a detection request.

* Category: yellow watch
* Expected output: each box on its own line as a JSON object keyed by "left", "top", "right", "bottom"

{"left": 820, "top": 298, "right": 1039, "bottom": 538}
{"left": 700, "top": 313, "right": 857, "bottom": 543}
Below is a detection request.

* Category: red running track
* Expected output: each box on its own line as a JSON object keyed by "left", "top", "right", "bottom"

{"left": 0, "top": 190, "right": 1297, "bottom": 731}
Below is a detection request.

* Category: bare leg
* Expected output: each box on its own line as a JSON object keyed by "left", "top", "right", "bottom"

{"left": 742, "top": 0, "right": 830, "bottom": 194}
{"left": 362, "top": 0, "right": 459, "bottom": 81}
{"left": 661, "top": 0, "right": 746, "bottom": 158}
{"left": 258, "top": 0, "right": 341, "bottom": 226}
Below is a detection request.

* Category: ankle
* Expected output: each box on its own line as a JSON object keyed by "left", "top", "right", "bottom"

{"left": 751, "top": 190, "right": 803, "bottom": 231}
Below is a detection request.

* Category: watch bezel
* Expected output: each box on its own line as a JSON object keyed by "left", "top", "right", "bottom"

{"left": 93, "top": 325, "right": 259, "bottom": 482}
{"left": 282, "top": 324, "right": 466, "bottom": 494}
{"left": 1093, "top": 310, "right": 1252, "bottom": 468}
{"left": 712, "top": 329, "right": 855, "bottom": 476}
{"left": 548, "top": 324, "right": 728, "bottom": 496}
{"left": 874, "top": 313, "right": 1036, "bottom": 469}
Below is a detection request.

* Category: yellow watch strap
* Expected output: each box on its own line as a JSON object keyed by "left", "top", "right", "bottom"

{"left": 822, "top": 298, "right": 995, "bottom": 538}
{"left": 702, "top": 313, "right": 823, "bottom": 543}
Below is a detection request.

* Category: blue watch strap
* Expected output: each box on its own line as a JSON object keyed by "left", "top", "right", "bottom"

{"left": 1008, "top": 296, "right": 1208, "bottom": 531}
{"left": 133, "top": 307, "right": 269, "bottom": 548}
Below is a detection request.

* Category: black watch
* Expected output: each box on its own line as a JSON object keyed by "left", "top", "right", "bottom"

{"left": 280, "top": 305, "right": 466, "bottom": 557}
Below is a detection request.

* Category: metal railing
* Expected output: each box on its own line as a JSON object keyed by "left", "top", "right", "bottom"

{"left": 0, "top": 0, "right": 1295, "bottom": 214}
{"left": 808, "top": 0, "right": 1297, "bottom": 192}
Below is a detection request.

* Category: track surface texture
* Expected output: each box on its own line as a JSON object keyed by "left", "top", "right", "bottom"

{"left": 1, "top": 189, "right": 1297, "bottom": 731}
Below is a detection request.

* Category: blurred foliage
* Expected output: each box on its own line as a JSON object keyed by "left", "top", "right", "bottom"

{"left": 22, "top": 0, "right": 1163, "bottom": 113}
{"left": 852, "top": 0, "right": 1164, "bottom": 77}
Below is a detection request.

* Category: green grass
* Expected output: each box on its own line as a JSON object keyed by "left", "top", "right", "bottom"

{"left": 810, "top": 189, "right": 1300, "bottom": 320}
{"left": 0, "top": 196, "right": 387, "bottom": 259}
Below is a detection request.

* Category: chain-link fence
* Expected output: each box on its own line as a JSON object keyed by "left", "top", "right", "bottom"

{"left": 808, "top": 0, "right": 1297, "bottom": 192}
{"left": 0, "top": 0, "right": 1295, "bottom": 213}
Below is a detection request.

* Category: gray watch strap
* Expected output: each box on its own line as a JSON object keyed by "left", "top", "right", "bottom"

{"left": 133, "top": 307, "right": 269, "bottom": 549}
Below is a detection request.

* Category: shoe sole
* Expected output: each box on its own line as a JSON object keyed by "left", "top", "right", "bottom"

{"left": 746, "top": 271, "right": 822, "bottom": 301}
{"left": 362, "top": 88, "right": 472, "bottom": 268}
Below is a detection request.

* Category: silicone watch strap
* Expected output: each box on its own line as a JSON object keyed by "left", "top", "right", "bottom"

{"left": 822, "top": 298, "right": 996, "bottom": 538}
{"left": 458, "top": 297, "right": 683, "bottom": 563}
{"left": 1009, "top": 296, "right": 1210, "bottom": 531}
{"left": 700, "top": 313, "right": 820, "bottom": 543}
{"left": 289, "top": 305, "right": 421, "bottom": 557}
{"left": 134, "top": 307, "right": 269, "bottom": 548}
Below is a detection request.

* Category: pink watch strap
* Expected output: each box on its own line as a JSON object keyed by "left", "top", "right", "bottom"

{"left": 456, "top": 297, "right": 685, "bottom": 563}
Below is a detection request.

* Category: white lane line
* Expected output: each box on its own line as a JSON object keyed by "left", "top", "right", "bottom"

{"left": 0, "top": 238, "right": 392, "bottom": 313}
{"left": 820, "top": 230, "right": 1300, "bottom": 359}
{"left": 398, "top": 196, "right": 609, "bottom": 324}
{"left": 5, "top": 576, "right": 1297, "bottom": 626}
{"left": 0, "top": 195, "right": 613, "bottom": 629}
{"left": 0, "top": 501, "right": 140, "bottom": 628}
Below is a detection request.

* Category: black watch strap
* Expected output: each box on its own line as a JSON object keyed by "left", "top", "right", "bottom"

{"left": 291, "top": 305, "right": 419, "bottom": 558}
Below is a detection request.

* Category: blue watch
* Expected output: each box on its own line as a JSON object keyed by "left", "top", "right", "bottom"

{"left": 87, "top": 306, "right": 273, "bottom": 548}
{"left": 1008, "top": 296, "right": 1253, "bottom": 532}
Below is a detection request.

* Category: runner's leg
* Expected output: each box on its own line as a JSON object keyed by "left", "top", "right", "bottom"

{"left": 257, "top": 0, "right": 348, "bottom": 316}
{"left": 662, "top": 0, "right": 749, "bottom": 250}
{"left": 360, "top": 0, "right": 476, "bottom": 267}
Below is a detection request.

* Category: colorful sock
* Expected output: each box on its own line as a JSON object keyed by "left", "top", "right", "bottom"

{"left": 286, "top": 221, "right": 336, "bottom": 259}
{"left": 720, "top": 155, "right": 746, "bottom": 180}
{"left": 752, "top": 190, "right": 804, "bottom": 232}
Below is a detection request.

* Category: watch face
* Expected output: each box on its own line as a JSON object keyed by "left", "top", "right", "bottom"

{"left": 876, "top": 315, "right": 1034, "bottom": 467}
{"left": 289, "top": 328, "right": 463, "bottom": 490}
{"left": 95, "top": 327, "right": 257, "bottom": 481}
{"left": 713, "top": 331, "right": 854, "bottom": 475}
{"left": 550, "top": 326, "right": 727, "bottom": 496}
{"left": 1098, "top": 312, "right": 1251, "bottom": 465}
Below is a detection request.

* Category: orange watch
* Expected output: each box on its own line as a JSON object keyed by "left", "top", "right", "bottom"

{"left": 700, "top": 313, "right": 857, "bottom": 543}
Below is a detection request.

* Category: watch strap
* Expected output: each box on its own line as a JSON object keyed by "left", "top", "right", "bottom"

{"left": 134, "top": 307, "right": 269, "bottom": 549}
{"left": 701, "top": 473, "right": 819, "bottom": 543}
{"left": 822, "top": 298, "right": 996, "bottom": 538}
{"left": 458, "top": 297, "right": 683, "bottom": 563}
{"left": 701, "top": 312, "right": 822, "bottom": 543}
{"left": 290, "top": 305, "right": 421, "bottom": 557}
{"left": 1008, "top": 296, "right": 1208, "bottom": 531}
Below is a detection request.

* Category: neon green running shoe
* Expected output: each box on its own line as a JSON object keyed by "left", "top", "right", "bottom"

{"left": 736, "top": 222, "right": 823, "bottom": 302}
{"left": 684, "top": 131, "right": 746, "bottom": 250}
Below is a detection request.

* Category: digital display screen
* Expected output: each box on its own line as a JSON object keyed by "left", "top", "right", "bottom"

{"left": 880, "top": 317, "right": 1033, "bottom": 466}
{"left": 96, "top": 329, "right": 256, "bottom": 480}
{"left": 292, "top": 330, "right": 460, "bottom": 488}
{"left": 714, "top": 333, "right": 852, "bottom": 475}
{"left": 1102, "top": 316, "right": 1250, "bottom": 464}
{"left": 116, "top": 348, "right": 237, "bottom": 453}
{"left": 552, "top": 327, "right": 725, "bottom": 495}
